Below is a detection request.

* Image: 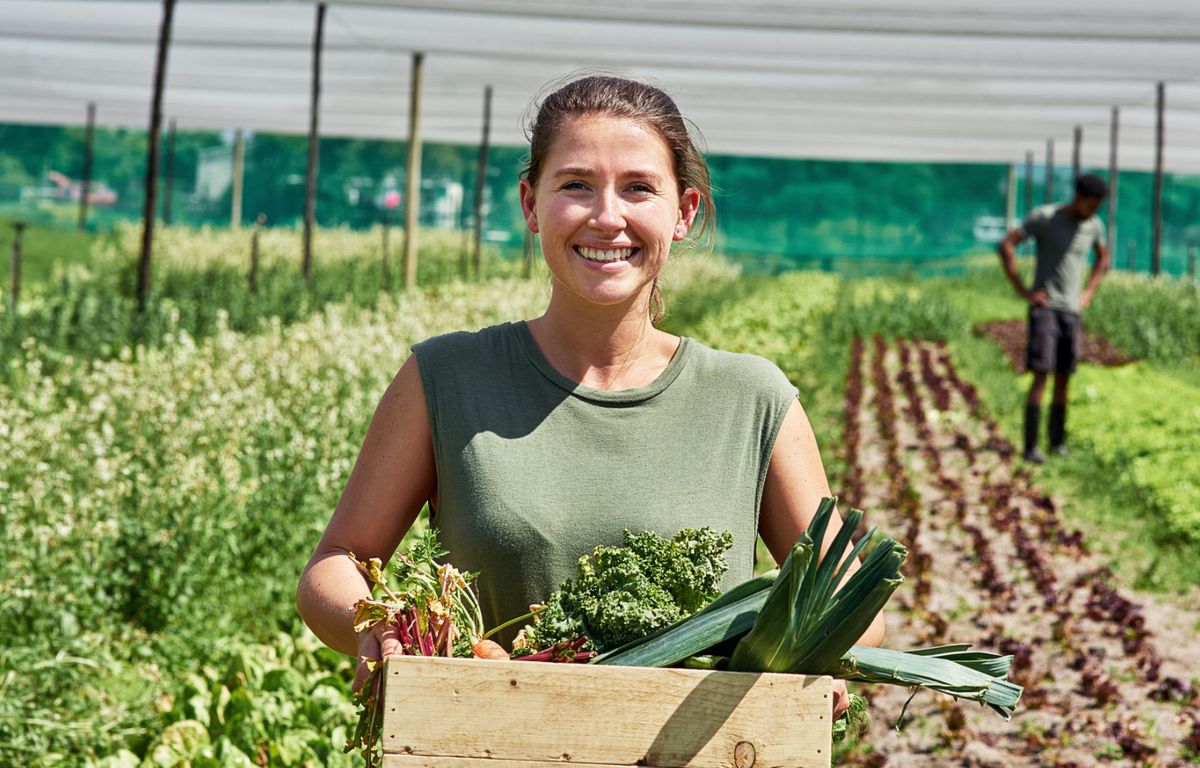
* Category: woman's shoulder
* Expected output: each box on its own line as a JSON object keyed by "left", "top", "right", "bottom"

{"left": 412, "top": 322, "right": 521, "bottom": 361}
{"left": 684, "top": 338, "right": 796, "bottom": 395}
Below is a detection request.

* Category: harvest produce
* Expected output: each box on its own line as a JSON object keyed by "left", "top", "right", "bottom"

{"left": 594, "top": 499, "right": 1023, "bottom": 720}
{"left": 512, "top": 527, "right": 734, "bottom": 653}
{"left": 346, "top": 530, "right": 487, "bottom": 767}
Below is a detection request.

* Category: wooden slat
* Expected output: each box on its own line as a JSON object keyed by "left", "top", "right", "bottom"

{"left": 384, "top": 756, "right": 712, "bottom": 768}
{"left": 381, "top": 656, "right": 831, "bottom": 768}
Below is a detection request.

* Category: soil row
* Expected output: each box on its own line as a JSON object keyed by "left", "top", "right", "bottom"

{"left": 836, "top": 336, "right": 1199, "bottom": 768}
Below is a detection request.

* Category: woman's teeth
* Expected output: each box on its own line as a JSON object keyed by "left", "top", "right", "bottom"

{"left": 578, "top": 246, "right": 633, "bottom": 263}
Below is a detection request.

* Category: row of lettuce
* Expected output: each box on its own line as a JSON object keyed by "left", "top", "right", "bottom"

{"left": 2, "top": 230, "right": 1196, "bottom": 765}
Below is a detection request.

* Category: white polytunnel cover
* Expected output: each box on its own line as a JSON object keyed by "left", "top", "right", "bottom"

{"left": 2, "top": 0, "right": 1199, "bottom": 172}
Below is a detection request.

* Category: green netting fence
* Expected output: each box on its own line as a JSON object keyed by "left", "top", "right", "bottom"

{"left": 1, "top": 123, "right": 1196, "bottom": 279}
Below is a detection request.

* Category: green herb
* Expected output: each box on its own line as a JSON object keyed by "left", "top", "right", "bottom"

{"left": 515, "top": 528, "right": 734, "bottom": 653}
{"left": 831, "top": 693, "right": 870, "bottom": 743}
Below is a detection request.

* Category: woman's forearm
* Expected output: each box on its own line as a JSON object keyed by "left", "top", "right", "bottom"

{"left": 297, "top": 550, "right": 372, "bottom": 656}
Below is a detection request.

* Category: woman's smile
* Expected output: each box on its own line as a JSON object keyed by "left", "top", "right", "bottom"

{"left": 575, "top": 245, "right": 638, "bottom": 265}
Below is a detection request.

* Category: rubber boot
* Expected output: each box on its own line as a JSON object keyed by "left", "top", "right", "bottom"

{"left": 1049, "top": 404, "right": 1068, "bottom": 456}
{"left": 1023, "top": 404, "right": 1046, "bottom": 464}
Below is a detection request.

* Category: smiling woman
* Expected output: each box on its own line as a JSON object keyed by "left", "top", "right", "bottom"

{"left": 296, "top": 74, "right": 883, "bottom": 720}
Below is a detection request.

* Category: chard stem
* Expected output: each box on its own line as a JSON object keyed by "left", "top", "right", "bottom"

{"left": 481, "top": 605, "right": 546, "bottom": 641}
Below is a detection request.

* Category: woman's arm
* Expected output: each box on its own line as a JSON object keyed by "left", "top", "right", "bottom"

{"left": 758, "top": 399, "right": 887, "bottom": 648}
{"left": 296, "top": 355, "right": 437, "bottom": 658}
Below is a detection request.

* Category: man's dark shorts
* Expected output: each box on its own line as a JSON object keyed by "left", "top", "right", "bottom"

{"left": 1026, "top": 305, "right": 1080, "bottom": 374}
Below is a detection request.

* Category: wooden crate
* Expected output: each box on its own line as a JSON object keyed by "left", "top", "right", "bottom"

{"left": 381, "top": 656, "right": 832, "bottom": 768}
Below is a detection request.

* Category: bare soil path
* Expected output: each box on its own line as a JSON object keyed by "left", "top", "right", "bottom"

{"left": 836, "top": 336, "right": 1200, "bottom": 768}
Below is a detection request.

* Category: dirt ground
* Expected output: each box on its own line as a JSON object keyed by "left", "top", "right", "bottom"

{"left": 972, "top": 320, "right": 1136, "bottom": 373}
{"left": 834, "top": 336, "right": 1199, "bottom": 767}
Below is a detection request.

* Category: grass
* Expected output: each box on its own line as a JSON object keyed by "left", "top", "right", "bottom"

{"left": 0, "top": 215, "right": 100, "bottom": 288}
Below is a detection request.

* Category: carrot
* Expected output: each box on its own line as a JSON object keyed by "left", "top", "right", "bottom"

{"left": 472, "top": 639, "right": 510, "bottom": 660}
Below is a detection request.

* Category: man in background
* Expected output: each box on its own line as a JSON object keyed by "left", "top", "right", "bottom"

{"left": 997, "top": 173, "right": 1110, "bottom": 464}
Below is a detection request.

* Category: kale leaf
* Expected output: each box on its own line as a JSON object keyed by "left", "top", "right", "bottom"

{"left": 517, "top": 527, "right": 734, "bottom": 653}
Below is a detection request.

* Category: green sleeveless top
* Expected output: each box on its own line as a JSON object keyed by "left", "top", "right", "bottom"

{"left": 411, "top": 321, "right": 798, "bottom": 644}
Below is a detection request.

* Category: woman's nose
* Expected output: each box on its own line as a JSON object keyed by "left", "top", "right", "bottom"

{"left": 588, "top": 190, "right": 625, "bottom": 231}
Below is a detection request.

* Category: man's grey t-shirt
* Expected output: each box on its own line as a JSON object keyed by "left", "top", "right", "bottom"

{"left": 1020, "top": 204, "right": 1105, "bottom": 313}
{"left": 411, "top": 321, "right": 798, "bottom": 645}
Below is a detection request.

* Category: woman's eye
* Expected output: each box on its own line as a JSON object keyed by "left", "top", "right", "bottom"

{"left": 561, "top": 181, "right": 588, "bottom": 191}
{"left": 628, "top": 183, "right": 654, "bottom": 194}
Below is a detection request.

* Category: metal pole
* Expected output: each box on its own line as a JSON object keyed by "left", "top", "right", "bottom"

{"left": 1071, "top": 125, "right": 1082, "bottom": 183}
{"left": 9, "top": 221, "right": 25, "bottom": 312}
{"left": 1107, "top": 107, "right": 1119, "bottom": 261}
{"left": 163, "top": 117, "right": 176, "bottom": 225}
{"left": 249, "top": 213, "right": 265, "bottom": 292}
{"left": 1152, "top": 81, "right": 1165, "bottom": 277}
{"left": 1044, "top": 138, "right": 1054, "bottom": 204}
{"left": 79, "top": 102, "right": 95, "bottom": 231}
{"left": 403, "top": 51, "right": 424, "bottom": 290}
{"left": 138, "top": 0, "right": 175, "bottom": 312}
{"left": 472, "top": 84, "right": 492, "bottom": 280}
{"left": 303, "top": 2, "right": 326, "bottom": 286}
{"left": 231, "top": 128, "right": 244, "bottom": 229}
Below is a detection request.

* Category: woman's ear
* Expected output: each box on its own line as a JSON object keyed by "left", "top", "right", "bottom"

{"left": 519, "top": 179, "right": 539, "bottom": 233}
{"left": 674, "top": 188, "right": 701, "bottom": 241}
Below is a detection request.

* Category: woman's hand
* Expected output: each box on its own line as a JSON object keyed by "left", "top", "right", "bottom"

{"left": 353, "top": 621, "right": 404, "bottom": 695}
{"left": 832, "top": 679, "right": 850, "bottom": 719}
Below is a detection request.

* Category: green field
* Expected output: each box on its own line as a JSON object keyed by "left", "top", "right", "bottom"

{"left": 2, "top": 224, "right": 1197, "bottom": 766}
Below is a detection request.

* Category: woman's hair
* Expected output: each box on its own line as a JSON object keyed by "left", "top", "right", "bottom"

{"left": 522, "top": 75, "right": 715, "bottom": 322}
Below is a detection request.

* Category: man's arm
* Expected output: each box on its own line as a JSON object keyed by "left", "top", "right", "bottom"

{"left": 1080, "top": 240, "right": 1111, "bottom": 310}
{"left": 997, "top": 228, "right": 1043, "bottom": 304}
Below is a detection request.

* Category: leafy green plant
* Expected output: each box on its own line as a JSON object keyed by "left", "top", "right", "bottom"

{"left": 516, "top": 528, "right": 734, "bottom": 653}
{"left": 1086, "top": 273, "right": 1200, "bottom": 364}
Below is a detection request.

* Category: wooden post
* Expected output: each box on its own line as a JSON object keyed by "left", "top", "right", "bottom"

{"left": 164, "top": 117, "right": 176, "bottom": 225}
{"left": 1044, "top": 138, "right": 1054, "bottom": 204}
{"left": 1107, "top": 107, "right": 1119, "bottom": 261}
{"left": 137, "top": 0, "right": 176, "bottom": 312}
{"left": 249, "top": 213, "right": 265, "bottom": 292}
{"left": 403, "top": 52, "right": 425, "bottom": 290}
{"left": 472, "top": 84, "right": 492, "bottom": 280}
{"left": 79, "top": 102, "right": 95, "bottom": 231}
{"left": 1005, "top": 163, "right": 1016, "bottom": 231}
{"left": 1072, "top": 125, "right": 1082, "bottom": 183}
{"left": 231, "top": 128, "right": 244, "bottom": 229}
{"left": 1152, "top": 81, "right": 1165, "bottom": 277}
{"left": 303, "top": 2, "right": 326, "bottom": 286}
{"left": 9, "top": 221, "right": 26, "bottom": 312}
{"left": 522, "top": 228, "right": 533, "bottom": 280}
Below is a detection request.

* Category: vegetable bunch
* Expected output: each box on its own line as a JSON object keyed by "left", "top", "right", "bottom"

{"left": 514, "top": 527, "right": 733, "bottom": 654}
{"left": 594, "top": 498, "right": 1023, "bottom": 720}
{"left": 346, "top": 529, "right": 487, "bottom": 766}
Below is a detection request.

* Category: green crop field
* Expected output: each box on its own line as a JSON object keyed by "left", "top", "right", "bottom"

{"left": 3, "top": 224, "right": 1198, "bottom": 766}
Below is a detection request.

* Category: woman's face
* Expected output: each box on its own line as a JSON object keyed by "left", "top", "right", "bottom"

{"left": 520, "top": 115, "right": 699, "bottom": 313}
